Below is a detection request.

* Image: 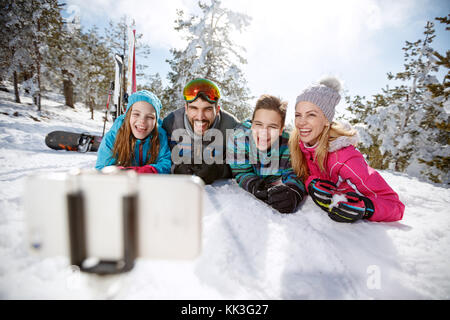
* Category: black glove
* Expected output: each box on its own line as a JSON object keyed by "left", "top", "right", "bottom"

{"left": 267, "top": 184, "right": 304, "bottom": 214}
{"left": 173, "top": 164, "right": 195, "bottom": 175}
{"left": 247, "top": 178, "right": 269, "bottom": 201}
{"left": 328, "top": 192, "right": 375, "bottom": 223}
{"left": 195, "top": 164, "right": 221, "bottom": 185}
{"left": 307, "top": 178, "right": 337, "bottom": 213}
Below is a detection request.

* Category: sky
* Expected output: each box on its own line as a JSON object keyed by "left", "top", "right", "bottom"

{"left": 62, "top": 0, "right": 449, "bottom": 123}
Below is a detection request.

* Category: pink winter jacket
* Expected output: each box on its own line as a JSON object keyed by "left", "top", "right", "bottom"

{"left": 301, "top": 133, "right": 404, "bottom": 222}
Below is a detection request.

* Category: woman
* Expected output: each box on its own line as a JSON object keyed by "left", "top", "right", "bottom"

{"left": 96, "top": 90, "right": 171, "bottom": 174}
{"left": 289, "top": 77, "right": 404, "bottom": 222}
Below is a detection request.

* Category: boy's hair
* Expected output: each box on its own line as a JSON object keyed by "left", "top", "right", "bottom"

{"left": 252, "top": 94, "right": 287, "bottom": 126}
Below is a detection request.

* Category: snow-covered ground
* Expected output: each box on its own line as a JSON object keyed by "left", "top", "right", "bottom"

{"left": 0, "top": 86, "right": 449, "bottom": 299}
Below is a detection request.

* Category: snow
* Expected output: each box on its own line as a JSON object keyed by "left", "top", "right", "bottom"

{"left": 330, "top": 193, "right": 348, "bottom": 209}
{"left": 0, "top": 85, "right": 450, "bottom": 299}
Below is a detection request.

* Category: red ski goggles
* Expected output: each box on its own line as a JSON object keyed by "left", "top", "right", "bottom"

{"left": 183, "top": 78, "right": 221, "bottom": 103}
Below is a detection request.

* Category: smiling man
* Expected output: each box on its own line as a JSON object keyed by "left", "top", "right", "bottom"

{"left": 162, "top": 78, "right": 239, "bottom": 184}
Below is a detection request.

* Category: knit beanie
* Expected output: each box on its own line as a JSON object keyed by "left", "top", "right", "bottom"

{"left": 295, "top": 77, "right": 342, "bottom": 122}
{"left": 126, "top": 90, "right": 162, "bottom": 119}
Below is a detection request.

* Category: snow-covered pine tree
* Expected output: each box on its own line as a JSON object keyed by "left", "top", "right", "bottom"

{"left": 163, "top": 0, "right": 253, "bottom": 119}
{"left": 1, "top": 0, "right": 62, "bottom": 111}
{"left": 415, "top": 15, "right": 450, "bottom": 184}
{"left": 76, "top": 26, "right": 114, "bottom": 119}
{"left": 139, "top": 73, "right": 165, "bottom": 102}
{"left": 345, "top": 17, "right": 449, "bottom": 185}
{"left": 43, "top": 2, "right": 83, "bottom": 108}
{"left": 0, "top": 1, "right": 20, "bottom": 102}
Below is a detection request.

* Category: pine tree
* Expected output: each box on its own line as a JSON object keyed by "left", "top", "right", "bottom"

{"left": 43, "top": 2, "right": 81, "bottom": 108}
{"left": 0, "top": 0, "right": 63, "bottom": 111}
{"left": 138, "top": 73, "right": 165, "bottom": 104}
{"left": 345, "top": 17, "right": 450, "bottom": 184}
{"left": 76, "top": 26, "right": 114, "bottom": 118}
{"left": 164, "top": 0, "right": 253, "bottom": 120}
{"left": 0, "top": 1, "right": 20, "bottom": 102}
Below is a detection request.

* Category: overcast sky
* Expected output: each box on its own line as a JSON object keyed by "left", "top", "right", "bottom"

{"left": 63, "top": 0, "right": 449, "bottom": 122}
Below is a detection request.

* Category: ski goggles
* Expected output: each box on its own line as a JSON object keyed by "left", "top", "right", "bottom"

{"left": 183, "top": 78, "right": 221, "bottom": 103}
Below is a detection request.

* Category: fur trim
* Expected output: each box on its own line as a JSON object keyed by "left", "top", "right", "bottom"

{"left": 328, "top": 122, "right": 359, "bottom": 152}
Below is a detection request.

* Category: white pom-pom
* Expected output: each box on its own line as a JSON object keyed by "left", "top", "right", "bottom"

{"left": 319, "top": 76, "right": 342, "bottom": 93}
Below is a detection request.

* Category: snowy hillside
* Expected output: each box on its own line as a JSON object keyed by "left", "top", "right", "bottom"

{"left": 0, "top": 86, "right": 449, "bottom": 300}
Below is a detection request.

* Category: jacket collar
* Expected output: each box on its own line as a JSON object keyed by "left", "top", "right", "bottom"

{"left": 298, "top": 122, "right": 359, "bottom": 153}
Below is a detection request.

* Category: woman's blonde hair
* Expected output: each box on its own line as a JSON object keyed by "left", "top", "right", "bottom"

{"left": 112, "top": 107, "right": 160, "bottom": 167}
{"left": 288, "top": 121, "right": 356, "bottom": 180}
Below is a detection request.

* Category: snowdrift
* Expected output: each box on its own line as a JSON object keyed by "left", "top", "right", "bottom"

{"left": 0, "top": 87, "right": 449, "bottom": 299}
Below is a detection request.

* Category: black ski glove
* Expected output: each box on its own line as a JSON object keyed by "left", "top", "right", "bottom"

{"left": 247, "top": 178, "right": 269, "bottom": 201}
{"left": 307, "top": 178, "right": 337, "bottom": 213}
{"left": 195, "top": 164, "right": 222, "bottom": 185}
{"left": 173, "top": 164, "right": 196, "bottom": 175}
{"left": 328, "top": 192, "right": 375, "bottom": 223}
{"left": 267, "top": 184, "right": 304, "bottom": 214}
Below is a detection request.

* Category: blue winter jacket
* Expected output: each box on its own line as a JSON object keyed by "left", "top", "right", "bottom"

{"left": 95, "top": 115, "right": 172, "bottom": 174}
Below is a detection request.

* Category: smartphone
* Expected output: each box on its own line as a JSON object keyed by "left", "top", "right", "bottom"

{"left": 23, "top": 170, "right": 203, "bottom": 267}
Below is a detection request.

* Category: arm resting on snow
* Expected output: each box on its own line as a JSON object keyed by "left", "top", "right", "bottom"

{"left": 336, "top": 154, "right": 405, "bottom": 222}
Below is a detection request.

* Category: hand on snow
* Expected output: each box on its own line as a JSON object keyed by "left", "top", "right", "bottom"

{"left": 307, "top": 178, "right": 337, "bottom": 212}
{"left": 248, "top": 178, "right": 269, "bottom": 201}
{"left": 194, "top": 164, "right": 221, "bottom": 185}
{"left": 267, "top": 184, "right": 303, "bottom": 214}
{"left": 308, "top": 179, "right": 374, "bottom": 222}
{"left": 328, "top": 192, "right": 374, "bottom": 223}
{"left": 173, "top": 164, "right": 196, "bottom": 175}
{"left": 120, "top": 165, "right": 158, "bottom": 174}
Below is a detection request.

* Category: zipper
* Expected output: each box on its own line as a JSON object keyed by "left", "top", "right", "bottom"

{"left": 139, "top": 142, "right": 143, "bottom": 166}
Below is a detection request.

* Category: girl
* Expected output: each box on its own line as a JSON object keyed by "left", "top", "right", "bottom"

{"left": 96, "top": 90, "right": 171, "bottom": 174}
{"left": 228, "top": 94, "right": 306, "bottom": 213}
{"left": 289, "top": 77, "right": 405, "bottom": 222}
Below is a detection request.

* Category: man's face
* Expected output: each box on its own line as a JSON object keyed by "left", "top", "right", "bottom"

{"left": 185, "top": 98, "right": 219, "bottom": 135}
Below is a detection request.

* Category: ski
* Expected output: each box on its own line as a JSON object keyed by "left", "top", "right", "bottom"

{"left": 126, "top": 22, "right": 137, "bottom": 97}
{"left": 113, "top": 54, "right": 124, "bottom": 119}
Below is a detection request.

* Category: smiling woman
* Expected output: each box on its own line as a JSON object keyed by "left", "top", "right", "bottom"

{"left": 289, "top": 76, "right": 405, "bottom": 223}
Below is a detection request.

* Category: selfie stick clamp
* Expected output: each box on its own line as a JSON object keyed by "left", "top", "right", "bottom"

{"left": 67, "top": 191, "right": 138, "bottom": 275}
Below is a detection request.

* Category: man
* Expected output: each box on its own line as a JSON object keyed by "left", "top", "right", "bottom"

{"left": 162, "top": 78, "right": 239, "bottom": 184}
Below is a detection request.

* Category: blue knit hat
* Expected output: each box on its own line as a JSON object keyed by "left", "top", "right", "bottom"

{"left": 126, "top": 90, "right": 162, "bottom": 119}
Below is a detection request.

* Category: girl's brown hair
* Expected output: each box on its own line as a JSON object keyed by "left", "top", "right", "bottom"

{"left": 252, "top": 94, "right": 287, "bottom": 127}
{"left": 288, "top": 121, "right": 356, "bottom": 180}
{"left": 112, "top": 107, "right": 160, "bottom": 167}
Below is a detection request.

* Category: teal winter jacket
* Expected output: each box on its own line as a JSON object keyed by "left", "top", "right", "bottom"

{"left": 95, "top": 115, "right": 172, "bottom": 173}
{"left": 227, "top": 120, "right": 305, "bottom": 194}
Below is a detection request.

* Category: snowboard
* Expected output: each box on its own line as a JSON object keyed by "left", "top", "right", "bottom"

{"left": 45, "top": 131, "right": 102, "bottom": 152}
